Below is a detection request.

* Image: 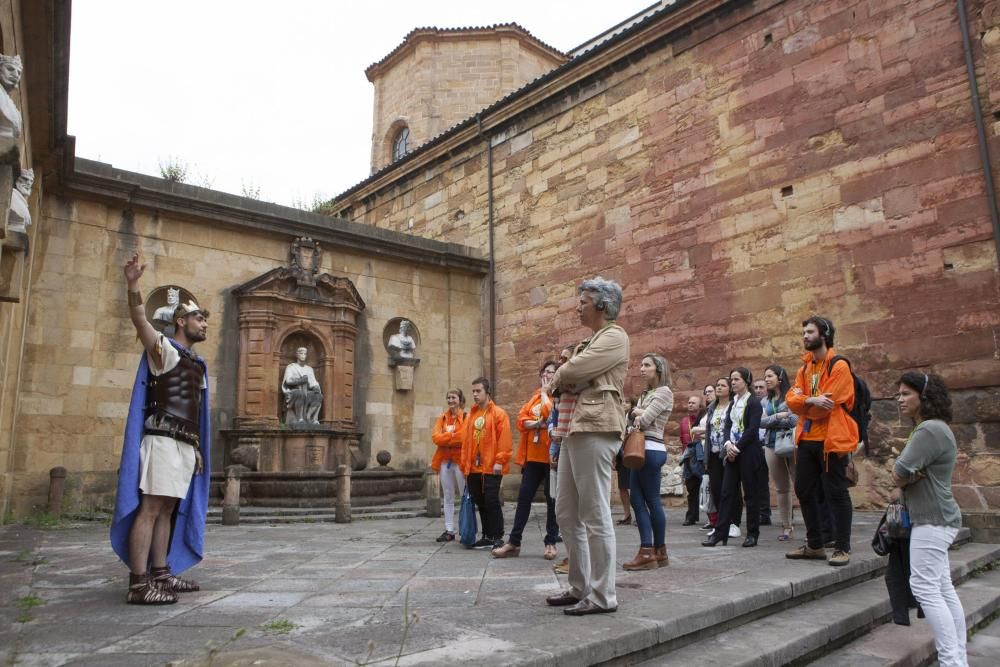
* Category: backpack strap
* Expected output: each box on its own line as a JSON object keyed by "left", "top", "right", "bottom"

{"left": 824, "top": 355, "right": 851, "bottom": 378}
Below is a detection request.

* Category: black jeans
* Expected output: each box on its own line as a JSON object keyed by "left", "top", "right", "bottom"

{"left": 707, "top": 452, "right": 743, "bottom": 525}
{"left": 467, "top": 473, "right": 504, "bottom": 540}
{"left": 795, "top": 440, "right": 853, "bottom": 551}
{"left": 714, "top": 442, "right": 764, "bottom": 538}
{"left": 508, "top": 461, "right": 558, "bottom": 546}
{"left": 684, "top": 474, "right": 701, "bottom": 523}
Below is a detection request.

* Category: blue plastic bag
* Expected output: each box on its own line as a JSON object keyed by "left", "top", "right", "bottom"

{"left": 459, "top": 487, "right": 478, "bottom": 547}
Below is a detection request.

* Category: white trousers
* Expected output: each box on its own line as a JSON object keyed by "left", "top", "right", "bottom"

{"left": 556, "top": 432, "right": 619, "bottom": 609}
{"left": 909, "top": 524, "right": 967, "bottom": 667}
{"left": 440, "top": 460, "right": 465, "bottom": 533}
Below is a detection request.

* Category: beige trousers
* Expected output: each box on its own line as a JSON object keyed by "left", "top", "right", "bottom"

{"left": 556, "top": 432, "right": 619, "bottom": 609}
{"left": 764, "top": 446, "right": 796, "bottom": 529}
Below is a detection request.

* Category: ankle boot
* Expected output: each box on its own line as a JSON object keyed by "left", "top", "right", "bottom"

{"left": 654, "top": 546, "right": 669, "bottom": 565}
{"left": 623, "top": 547, "right": 659, "bottom": 571}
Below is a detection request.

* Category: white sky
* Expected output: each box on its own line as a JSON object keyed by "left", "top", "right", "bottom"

{"left": 68, "top": 1, "right": 657, "bottom": 207}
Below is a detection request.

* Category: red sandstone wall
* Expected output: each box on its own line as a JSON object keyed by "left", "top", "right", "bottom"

{"left": 337, "top": 0, "right": 1000, "bottom": 508}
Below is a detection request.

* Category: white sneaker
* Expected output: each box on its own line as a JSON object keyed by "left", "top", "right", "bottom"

{"left": 706, "top": 529, "right": 714, "bottom": 537}
{"left": 728, "top": 525, "right": 742, "bottom": 538}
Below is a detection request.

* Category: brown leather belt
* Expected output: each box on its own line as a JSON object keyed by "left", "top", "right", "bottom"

{"left": 144, "top": 427, "right": 200, "bottom": 448}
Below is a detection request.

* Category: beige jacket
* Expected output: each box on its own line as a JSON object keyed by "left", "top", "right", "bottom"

{"left": 552, "top": 323, "right": 630, "bottom": 437}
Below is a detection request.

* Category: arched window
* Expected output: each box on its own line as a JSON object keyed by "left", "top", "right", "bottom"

{"left": 392, "top": 126, "right": 409, "bottom": 161}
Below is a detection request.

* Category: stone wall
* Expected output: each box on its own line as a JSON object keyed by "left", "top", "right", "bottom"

{"left": 335, "top": 0, "right": 1000, "bottom": 508}
{"left": 4, "top": 176, "right": 485, "bottom": 516}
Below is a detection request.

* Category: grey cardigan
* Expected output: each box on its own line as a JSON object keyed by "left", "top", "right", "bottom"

{"left": 759, "top": 397, "right": 798, "bottom": 447}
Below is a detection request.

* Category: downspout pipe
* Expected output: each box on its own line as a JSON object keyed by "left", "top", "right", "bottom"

{"left": 958, "top": 0, "right": 1000, "bottom": 267}
{"left": 477, "top": 114, "right": 498, "bottom": 396}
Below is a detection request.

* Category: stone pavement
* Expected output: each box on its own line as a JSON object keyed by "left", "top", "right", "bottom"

{"left": 1, "top": 507, "right": 998, "bottom": 666}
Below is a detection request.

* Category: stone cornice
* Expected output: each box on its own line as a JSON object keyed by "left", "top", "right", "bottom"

{"left": 62, "top": 158, "right": 489, "bottom": 276}
{"left": 335, "top": 0, "right": 738, "bottom": 211}
{"left": 365, "top": 23, "right": 568, "bottom": 82}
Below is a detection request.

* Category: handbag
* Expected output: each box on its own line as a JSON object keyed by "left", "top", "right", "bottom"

{"left": 698, "top": 473, "right": 715, "bottom": 514}
{"left": 885, "top": 499, "right": 911, "bottom": 540}
{"left": 622, "top": 429, "right": 646, "bottom": 470}
{"left": 871, "top": 513, "right": 891, "bottom": 556}
{"left": 774, "top": 428, "right": 795, "bottom": 458}
{"left": 458, "top": 487, "right": 478, "bottom": 547}
{"left": 845, "top": 456, "right": 859, "bottom": 487}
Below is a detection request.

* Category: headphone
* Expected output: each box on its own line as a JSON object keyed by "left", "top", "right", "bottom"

{"left": 817, "top": 317, "right": 831, "bottom": 337}
{"left": 596, "top": 302, "right": 605, "bottom": 311}
{"left": 921, "top": 373, "right": 929, "bottom": 398}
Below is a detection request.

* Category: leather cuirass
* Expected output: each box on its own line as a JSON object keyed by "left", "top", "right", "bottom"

{"left": 146, "top": 350, "right": 204, "bottom": 430}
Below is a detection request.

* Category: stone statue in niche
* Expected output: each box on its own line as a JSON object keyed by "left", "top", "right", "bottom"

{"left": 7, "top": 168, "right": 32, "bottom": 232}
{"left": 0, "top": 54, "right": 23, "bottom": 141}
{"left": 282, "top": 347, "right": 323, "bottom": 425}
{"left": 152, "top": 287, "right": 181, "bottom": 326}
{"left": 387, "top": 319, "right": 418, "bottom": 363}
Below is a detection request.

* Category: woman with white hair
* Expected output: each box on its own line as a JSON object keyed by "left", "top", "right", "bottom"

{"left": 622, "top": 354, "right": 673, "bottom": 570}
{"left": 544, "top": 277, "right": 630, "bottom": 616}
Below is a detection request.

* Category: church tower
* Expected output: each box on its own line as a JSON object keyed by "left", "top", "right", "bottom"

{"left": 365, "top": 23, "right": 567, "bottom": 173}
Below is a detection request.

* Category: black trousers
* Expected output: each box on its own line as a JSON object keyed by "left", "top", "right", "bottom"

{"left": 885, "top": 537, "right": 921, "bottom": 625}
{"left": 707, "top": 452, "right": 743, "bottom": 525}
{"left": 758, "top": 460, "right": 772, "bottom": 519}
{"left": 684, "top": 474, "right": 701, "bottom": 523}
{"left": 714, "top": 442, "right": 764, "bottom": 538}
{"left": 508, "top": 461, "right": 558, "bottom": 546}
{"left": 795, "top": 441, "right": 853, "bottom": 551}
{"left": 467, "top": 473, "right": 504, "bottom": 540}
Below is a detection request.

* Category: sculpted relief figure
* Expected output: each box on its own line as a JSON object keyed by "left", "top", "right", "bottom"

{"left": 7, "top": 168, "right": 33, "bottom": 232}
{"left": 0, "top": 54, "right": 23, "bottom": 140}
{"left": 387, "top": 319, "right": 418, "bottom": 362}
{"left": 282, "top": 347, "right": 323, "bottom": 425}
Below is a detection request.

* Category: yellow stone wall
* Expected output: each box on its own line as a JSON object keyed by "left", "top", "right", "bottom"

{"left": 0, "top": 0, "right": 39, "bottom": 520}
{"left": 5, "top": 192, "right": 483, "bottom": 515}
{"left": 369, "top": 30, "right": 564, "bottom": 171}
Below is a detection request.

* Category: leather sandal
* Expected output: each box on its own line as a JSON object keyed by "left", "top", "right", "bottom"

{"left": 150, "top": 566, "right": 200, "bottom": 593}
{"left": 127, "top": 573, "right": 177, "bottom": 605}
{"left": 491, "top": 543, "right": 520, "bottom": 558}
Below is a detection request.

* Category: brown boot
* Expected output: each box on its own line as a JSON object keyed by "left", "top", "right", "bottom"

{"left": 654, "top": 546, "right": 669, "bottom": 566}
{"left": 623, "top": 547, "right": 659, "bottom": 571}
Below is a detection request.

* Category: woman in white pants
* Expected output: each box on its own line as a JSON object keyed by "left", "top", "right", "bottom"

{"left": 431, "top": 389, "right": 467, "bottom": 542}
{"left": 893, "top": 372, "right": 967, "bottom": 667}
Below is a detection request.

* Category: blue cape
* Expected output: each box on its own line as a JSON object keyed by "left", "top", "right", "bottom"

{"left": 110, "top": 339, "right": 211, "bottom": 574}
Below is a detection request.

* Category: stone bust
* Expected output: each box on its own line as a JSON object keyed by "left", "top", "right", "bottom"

{"left": 0, "top": 54, "right": 23, "bottom": 140}
{"left": 7, "top": 168, "right": 33, "bottom": 232}
{"left": 153, "top": 287, "right": 181, "bottom": 325}
{"left": 387, "top": 319, "right": 418, "bottom": 362}
{"left": 282, "top": 347, "right": 323, "bottom": 425}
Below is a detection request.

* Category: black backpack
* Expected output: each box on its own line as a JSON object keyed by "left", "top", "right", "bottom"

{"left": 824, "top": 355, "right": 872, "bottom": 453}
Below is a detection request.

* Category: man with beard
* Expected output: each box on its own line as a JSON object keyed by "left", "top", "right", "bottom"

{"left": 785, "top": 316, "right": 857, "bottom": 567}
{"left": 111, "top": 253, "right": 211, "bottom": 604}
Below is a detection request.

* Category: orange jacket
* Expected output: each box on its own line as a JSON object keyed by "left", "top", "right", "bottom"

{"left": 431, "top": 409, "right": 465, "bottom": 472}
{"left": 516, "top": 389, "right": 553, "bottom": 466}
{"left": 786, "top": 348, "right": 858, "bottom": 455}
{"left": 461, "top": 400, "right": 513, "bottom": 475}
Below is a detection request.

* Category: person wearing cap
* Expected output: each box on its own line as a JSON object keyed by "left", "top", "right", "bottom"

{"left": 110, "top": 252, "right": 212, "bottom": 605}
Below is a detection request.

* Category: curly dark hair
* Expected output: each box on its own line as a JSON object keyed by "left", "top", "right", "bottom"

{"left": 538, "top": 359, "right": 558, "bottom": 376}
{"left": 898, "top": 371, "right": 952, "bottom": 423}
{"left": 802, "top": 315, "right": 835, "bottom": 347}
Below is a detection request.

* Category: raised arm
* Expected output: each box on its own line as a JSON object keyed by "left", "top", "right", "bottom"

{"left": 124, "top": 253, "right": 160, "bottom": 360}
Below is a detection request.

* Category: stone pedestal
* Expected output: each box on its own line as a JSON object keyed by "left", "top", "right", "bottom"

{"left": 391, "top": 357, "right": 419, "bottom": 392}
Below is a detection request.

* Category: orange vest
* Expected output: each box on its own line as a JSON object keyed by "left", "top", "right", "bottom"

{"left": 431, "top": 409, "right": 465, "bottom": 472}
{"left": 516, "top": 389, "right": 553, "bottom": 466}
{"left": 461, "top": 400, "right": 513, "bottom": 475}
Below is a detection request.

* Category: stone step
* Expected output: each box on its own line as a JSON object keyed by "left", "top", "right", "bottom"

{"left": 630, "top": 542, "right": 1000, "bottom": 667}
{"left": 205, "top": 501, "right": 427, "bottom": 524}
{"left": 805, "top": 565, "right": 1000, "bottom": 667}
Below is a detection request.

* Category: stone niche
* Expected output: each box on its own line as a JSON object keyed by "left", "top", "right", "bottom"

{"left": 224, "top": 237, "right": 366, "bottom": 473}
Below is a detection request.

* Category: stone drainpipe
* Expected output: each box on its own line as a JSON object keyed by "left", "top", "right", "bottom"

{"left": 958, "top": 0, "right": 1000, "bottom": 268}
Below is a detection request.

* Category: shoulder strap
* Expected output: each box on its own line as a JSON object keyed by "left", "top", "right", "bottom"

{"left": 825, "top": 355, "right": 851, "bottom": 378}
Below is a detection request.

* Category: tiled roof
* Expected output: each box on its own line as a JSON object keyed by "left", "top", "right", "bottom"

{"left": 364, "top": 23, "right": 567, "bottom": 81}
